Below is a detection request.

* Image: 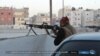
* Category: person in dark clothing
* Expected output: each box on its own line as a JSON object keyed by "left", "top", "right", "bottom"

{"left": 52, "top": 16, "right": 76, "bottom": 46}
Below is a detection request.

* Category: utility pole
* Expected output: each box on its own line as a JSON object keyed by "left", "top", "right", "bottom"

{"left": 62, "top": 0, "right": 64, "bottom": 17}
{"left": 50, "top": 0, "right": 52, "bottom": 25}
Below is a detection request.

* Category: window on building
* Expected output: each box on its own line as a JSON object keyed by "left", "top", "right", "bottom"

{"left": 18, "top": 18, "right": 20, "bottom": 21}
{"left": 73, "top": 22, "right": 76, "bottom": 26}
{"left": 75, "top": 18, "right": 77, "bottom": 20}
{"left": 8, "top": 13, "right": 11, "bottom": 15}
{"left": 21, "top": 19, "right": 24, "bottom": 21}
{"left": 67, "top": 13, "right": 70, "bottom": 16}
{"left": 96, "top": 14, "right": 100, "bottom": 18}
{"left": 75, "top": 13, "right": 77, "bottom": 15}
{"left": 21, "top": 23, "right": 24, "bottom": 25}
{"left": 1, "top": 13, "right": 3, "bottom": 15}
{"left": 87, "top": 14, "right": 88, "bottom": 15}
{"left": 78, "top": 18, "right": 80, "bottom": 20}
{"left": 46, "top": 18, "right": 48, "bottom": 21}
{"left": 41, "top": 14, "right": 45, "bottom": 16}
{"left": 78, "top": 24, "right": 81, "bottom": 26}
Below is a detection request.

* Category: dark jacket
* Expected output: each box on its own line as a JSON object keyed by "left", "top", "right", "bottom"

{"left": 54, "top": 25, "right": 76, "bottom": 46}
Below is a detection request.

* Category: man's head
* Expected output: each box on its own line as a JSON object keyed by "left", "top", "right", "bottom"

{"left": 60, "top": 16, "right": 69, "bottom": 27}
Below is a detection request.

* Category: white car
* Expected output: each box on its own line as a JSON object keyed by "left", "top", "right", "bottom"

{"left": 52, "top": 33, "right": 100, "bottom": 56}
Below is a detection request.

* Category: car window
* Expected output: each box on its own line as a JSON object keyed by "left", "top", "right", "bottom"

{"left": 54, "top": 41, "right": 100, "bottom": 56}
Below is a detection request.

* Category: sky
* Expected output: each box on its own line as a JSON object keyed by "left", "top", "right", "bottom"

{"left": 0, "top": 0, "right": 100, "bottom": 16}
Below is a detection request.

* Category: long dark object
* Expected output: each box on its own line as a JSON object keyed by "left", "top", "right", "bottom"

{"left": 25, "top": 24, "right": 60, "bottom": 30}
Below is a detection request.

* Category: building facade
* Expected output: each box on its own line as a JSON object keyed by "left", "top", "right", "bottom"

{"left": 70, "top": 10, "right": 82, "bottom": 27}
{"left": 94, "top": 9, "right": 100, "bottom": 26}
{"left": 58, "top": 7, "right": 83, "bottom": 27}
{"left": 0, "top": 7, "right": 14, "bottom": 25}
{"left": 82, "top": 9, "right": 95, "bottom": 26}
{"left": 58, "top": 7, "right": 100, "bottom": 27}
{"left": 13, "top": 8, "right": 29, "bottom": 29}
{"left": 34, "top": 13, "right": 56, "bottom": 25}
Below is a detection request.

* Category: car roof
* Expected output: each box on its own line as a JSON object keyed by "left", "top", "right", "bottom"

{"left": 71, "top": 32, "right": 100, "bottom": 40}
{"left": 62, "top": 32, "right": 100, "bottom": 43}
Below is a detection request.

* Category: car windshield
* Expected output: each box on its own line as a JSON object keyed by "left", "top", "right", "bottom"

{"left": 54, "top": 41, "right": 100, "bottom": 56}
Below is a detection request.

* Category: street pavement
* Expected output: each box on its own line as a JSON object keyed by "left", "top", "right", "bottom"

{"left": 0, "top": 34, "right": 57, "bottom": 56}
